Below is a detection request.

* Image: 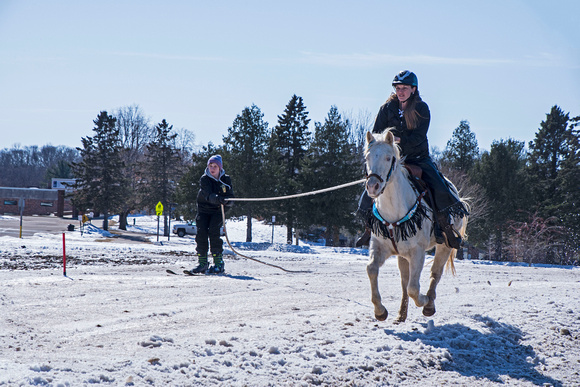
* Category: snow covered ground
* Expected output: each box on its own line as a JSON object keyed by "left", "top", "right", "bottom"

{"left": 1, "top": 215, "right": 578, "bottom": 386}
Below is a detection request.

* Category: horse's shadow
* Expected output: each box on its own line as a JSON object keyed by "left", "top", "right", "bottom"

{"left": 384, "top": 315, "right": 562, "bottom": 386}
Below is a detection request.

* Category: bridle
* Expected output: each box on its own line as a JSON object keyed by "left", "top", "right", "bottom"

{"left": 365, "top": 156, "right": 397, "bottom": 195}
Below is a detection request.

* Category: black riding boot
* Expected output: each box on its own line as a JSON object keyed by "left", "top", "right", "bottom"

{"left": 437, "top": 213, "right": 462, "bottom": 249}
{"left": 355, "top": 228, "right": 371, "bottom": 247}
{"left": 355, "top": 191, "right": 373, "bottom": 248}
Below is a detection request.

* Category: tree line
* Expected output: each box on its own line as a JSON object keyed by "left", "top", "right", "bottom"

{"left": 1, "top": 99, "right": 578, "bottom": 265}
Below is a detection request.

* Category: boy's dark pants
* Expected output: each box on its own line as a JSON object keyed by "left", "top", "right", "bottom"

{"left": 195, "top": 212, "right": 223, "bottom": 257}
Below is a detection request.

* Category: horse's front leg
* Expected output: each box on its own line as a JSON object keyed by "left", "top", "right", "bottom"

{"left": 395, "top": 256, "right": 409, "bottom": 324}
{"left": 407, "top": 250, "right": 430, "bottom": 308}
{"left": 423, "top": 245, "right": 453, "bottom": 317}
{"left": 366, "top": 243, "right": 388, "bottom": 321}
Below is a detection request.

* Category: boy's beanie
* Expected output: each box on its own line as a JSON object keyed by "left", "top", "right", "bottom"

{"left": 207, "top": 154, "right": 223, "bottom": 170}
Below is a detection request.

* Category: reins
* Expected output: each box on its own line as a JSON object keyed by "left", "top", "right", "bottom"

{"left": 219, "top": 178, "right": 366, "bottom": 273}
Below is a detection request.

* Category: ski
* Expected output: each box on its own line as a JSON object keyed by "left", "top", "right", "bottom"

{"left": 165, "top": 269, "right": 225, "bottom": 276}
{"left": 164, "top": 269, "right": 203, "bottom": 276}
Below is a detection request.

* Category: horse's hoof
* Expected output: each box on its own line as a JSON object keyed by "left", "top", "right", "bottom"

{"left": 375, "top": 310, "right": 388, "bottom": 321}
{"left": 422, "top": 305, "right": 436, "bottom": 317}
{"left": 394, "top": 316, "right": 406, "bottom": 324}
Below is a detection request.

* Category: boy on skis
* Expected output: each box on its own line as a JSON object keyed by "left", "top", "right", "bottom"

{"left": 190, "top": 154, "right": 234, "bottom": 274}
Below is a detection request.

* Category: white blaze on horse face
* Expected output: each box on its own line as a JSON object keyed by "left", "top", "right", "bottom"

{"left": 365, "top": 141, "right": 394, "bottom": 198}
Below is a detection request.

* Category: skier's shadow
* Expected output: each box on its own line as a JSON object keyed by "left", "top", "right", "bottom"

{"left": 384, "top": 314, "right": 562, "bottom": 387}
{"left": 221, "top": 273, "right": 257, "bottom": 281}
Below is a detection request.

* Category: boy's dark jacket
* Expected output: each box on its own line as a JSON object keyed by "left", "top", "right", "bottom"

{"left": 196, "top": 169, "right": 234, "bottom": 214}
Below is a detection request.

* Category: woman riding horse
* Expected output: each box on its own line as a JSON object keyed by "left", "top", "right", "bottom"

{"left": 356, "top": 70, "right": 468, "bottom": 249}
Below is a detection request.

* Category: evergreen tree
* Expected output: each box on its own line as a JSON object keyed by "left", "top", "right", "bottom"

{"left": 526, "top": 106, "right": 580, "bottom": 263}
{"left": 268, "top": 95, "right": 311, "bottom": 244}
{"left": 558, "top": 116, "right": 580, "bottom": 262}
{"left": 471, "top": 139, "right": 529, "bottom": 260}
{"left": 527, "top": 106, "right": 570, "bottom": 216}
{"left": 71, "top": 111, "right": 127, "bottom": 231}
{"left": 442, "top": 120, "right": 479, "bottom": 173}
{"left": 299, "top": 106, "right": 361, "bottom": 246}
{"left": 140, "top": 119, "right": 182, "bottom": 236}
{"left": 223, "top": 105, "right": 270, "bottom": 242}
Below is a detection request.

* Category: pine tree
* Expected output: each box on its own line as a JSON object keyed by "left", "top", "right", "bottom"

{"left": 268, "top": 95, "right": 311, "bottom": 244}
{"left": 299, "top": 106, "right": 361, "bottom": 246}
{"left": 442, "top": 120, "right": 479, "bottom": 173}
{"left": 71, "top": 111, "right": 127, "bottom": 231}
{"left": 140, "top": 119, "right": 182, "bottom": 236}
{"left": 526, "top": 106, "right": 580, "bottom": 262}
{"left": 558, "top": 117, "right": 580, "bottom": 262}
{"left": 471, "top": 139, "right": 529, "bottom": 260}
{"left": 223, "top": 104, "right": 270, "bottom": 242}
{"left": 527, "top": 106, "right": 570, "bottom": 216}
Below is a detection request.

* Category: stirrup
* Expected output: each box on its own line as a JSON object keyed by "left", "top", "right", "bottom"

{"left": 442, "top": 225, "right": 462, "bottom": 249}
{"left": 355, "top": 229, "right": 371, "bottom": 247}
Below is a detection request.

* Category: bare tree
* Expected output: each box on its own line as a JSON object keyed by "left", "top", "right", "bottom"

{"left": 342, "top": 109, "right": 374, "bottom": 150}
{"left": 113, "top": 105, "right": 154, "bottom": 229}
{"left": 507, "top": 213, "right": 565, "bottom": 265}
{"left": 172, "top": 127, "right": 196, "bottom": 167}
{"left": 439, "top": 166, "right": 489, "bottom": 226}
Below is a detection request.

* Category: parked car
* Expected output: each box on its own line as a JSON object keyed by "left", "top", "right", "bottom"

{"left": 172, "top": 221, "right": 197, "bottom": 237}
{"left": 172, "top": 221, "right": 225, "bottom": 237}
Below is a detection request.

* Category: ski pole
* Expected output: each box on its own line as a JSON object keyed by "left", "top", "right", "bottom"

{"left": 62, "top": 232, "right": 66, "bottom": 276}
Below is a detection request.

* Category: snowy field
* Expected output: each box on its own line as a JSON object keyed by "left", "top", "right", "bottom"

{"left": 1, "top": 215, "right": 579, "bottom": 386}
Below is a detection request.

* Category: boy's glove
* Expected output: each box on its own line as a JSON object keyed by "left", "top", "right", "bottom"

{"left": 217, "top": 196, "right": 229, "bottom": 205}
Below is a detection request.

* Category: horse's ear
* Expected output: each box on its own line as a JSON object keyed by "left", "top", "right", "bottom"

{"left": 385, "top": 131, "right": 395, "bottom": 145}
{"left": 365, "top": 131, "right": 375, "bottom": 147}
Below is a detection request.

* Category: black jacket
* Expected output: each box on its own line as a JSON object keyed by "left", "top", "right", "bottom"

{"left": 372, "top": 99, "right": 431, "bottom": 161}
{"left": 196, "top": 169, "right": 234, "bottom": 214}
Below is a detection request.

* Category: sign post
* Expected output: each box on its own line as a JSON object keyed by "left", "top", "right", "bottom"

{"left": 271, "top": 216, "right": 276, "bottom": 244}
{"left": 18, "top": 198, "right": 25, "bottom": 238}
{"left": 155, "top": 201, "right": 164, "bottom": 242}
{"left": 81, "top": 214, "right": 89, "bottom": 236}
{"left": 62, "top": 232, "right": 66, "bottom": 276}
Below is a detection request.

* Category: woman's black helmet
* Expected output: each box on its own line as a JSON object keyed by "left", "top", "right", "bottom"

{"left": 392, "top": 70, "right": 418, "bottom": 87}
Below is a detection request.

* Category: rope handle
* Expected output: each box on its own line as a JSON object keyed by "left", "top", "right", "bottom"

{"left": 220, "top": 204, "right": 311, "bottom": 273}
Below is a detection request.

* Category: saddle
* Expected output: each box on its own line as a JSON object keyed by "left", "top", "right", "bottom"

{"left": 404, "top": 164, "right": 462, "bottom": 248}
{"left": 404, "top": 164, "right": 423, "bottom": 180}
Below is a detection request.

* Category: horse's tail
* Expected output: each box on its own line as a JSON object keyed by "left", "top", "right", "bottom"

{"left": 446, "top": 207, "right": 469, "bottom": 276}
{"left": 446, "top": 250, "right": 457, "bottom": 276}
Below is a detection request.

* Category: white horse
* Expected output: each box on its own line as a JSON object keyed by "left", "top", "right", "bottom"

{"left": 364, "top": 130, "right": 468, "bottom": 323}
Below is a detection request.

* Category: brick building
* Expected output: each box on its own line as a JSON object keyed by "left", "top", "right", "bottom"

{"left": 0, "top": 187, "right": 69, "bottom": 217}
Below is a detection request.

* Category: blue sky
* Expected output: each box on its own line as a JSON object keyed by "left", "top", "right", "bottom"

{"left": 0, "top": 0, "right": 578, "bottom": 153}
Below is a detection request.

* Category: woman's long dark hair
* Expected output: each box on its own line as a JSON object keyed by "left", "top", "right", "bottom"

{"left": 386, "top": 89, "right": 424, "bottom": 130}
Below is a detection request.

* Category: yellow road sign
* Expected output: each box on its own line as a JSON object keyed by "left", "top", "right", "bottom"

{"left": 155, "top": 201, "right": 164, "bottom": 216}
